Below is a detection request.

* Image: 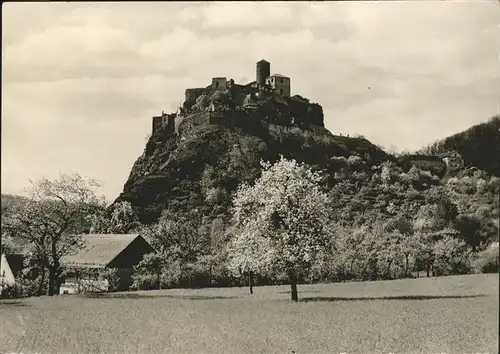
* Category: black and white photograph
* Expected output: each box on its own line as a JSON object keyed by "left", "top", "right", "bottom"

{"left": 1, "top": 1, "right": 499, "bottom": 353}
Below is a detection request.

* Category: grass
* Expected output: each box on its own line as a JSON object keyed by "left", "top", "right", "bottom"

{"left": 1, "top": 274, "right": 498, "bottom": 353}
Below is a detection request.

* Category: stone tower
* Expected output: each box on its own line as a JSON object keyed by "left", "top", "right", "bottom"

{"left": 256, "top": 59, "right": 270, "bottom": 87}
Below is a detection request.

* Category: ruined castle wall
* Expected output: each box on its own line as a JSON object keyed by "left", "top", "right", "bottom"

{"left": 208, "top": 111, "right": 231, "bottom": 125}
{"left": 184, "top": 88, "right": 206, "bottom": 106}
{"left": 231, "top": 84, "right": 256, "bottom": 106}
{"left": 167, "top": 114, "right": 176, "bottom": 133}
{"left": 207, "top": 110, "right": 262, "bottom": 132}
{"left": 307, "top": 103, "right": 324, "bottom": 127}
{"left": 174, "top": 115, "right": 185, "bottom": 135}
{"left": 286, "top": 97, "right": 324, "bottom": 127}
{"left": 211, "top": 77, "right": 227, "bottom": 91}
{"left": 152, "top": 114, "right": 178, "bottom": 135}
{"left": 152, "top": 116, "right": 164, "bottom": 134}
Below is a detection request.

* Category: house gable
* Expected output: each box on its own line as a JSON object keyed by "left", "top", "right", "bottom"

{"left": 107, "top": 236, "right": 155, "bottom": 269}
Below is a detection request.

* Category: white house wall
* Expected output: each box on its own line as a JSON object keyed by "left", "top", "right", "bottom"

{"left": 0, "top": 254, "right": 16, "bottom": 293}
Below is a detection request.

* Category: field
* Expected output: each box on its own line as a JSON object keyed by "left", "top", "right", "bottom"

{"left": 1, "top": 274, "right": 498, "bottom": 354}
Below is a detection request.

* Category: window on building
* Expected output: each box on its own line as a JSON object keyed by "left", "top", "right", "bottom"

{"left": 280, "top": 88, "right": 284, "bottom": 95}
{"left": 215, "top": 81, "right": 219, "bottom": 88}
{"left": 280, "top": 78, "right": 284, "bottom": 84}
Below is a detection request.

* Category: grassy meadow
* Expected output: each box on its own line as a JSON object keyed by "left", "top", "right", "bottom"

{"left": 1, "top": 274, "right": 498, "bottom": 354}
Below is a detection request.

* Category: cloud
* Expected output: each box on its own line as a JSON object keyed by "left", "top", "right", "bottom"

{"left": 203, "top": 2, "right": 296, "bottom": 28}
{"left": 178, "top": 2, "right": 352, "bottom": 42}
{"left": 3, "top": 20, "right": 146, "bottom": 82}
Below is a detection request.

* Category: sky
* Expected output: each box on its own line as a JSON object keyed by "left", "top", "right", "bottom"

{"left": 2, "top": 1, "right": 499, "bottom": 201}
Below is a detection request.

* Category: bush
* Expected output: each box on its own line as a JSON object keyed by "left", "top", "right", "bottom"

{"left": 180, "top": 257, "right": 238, "bottom": 288}
{"left": 1, "top": 284, "right": 20, "bottom": 299}
{"left": 131, "top": 257, "right": 182, "bottom": 291}
{"left": 102, "top": 268, "right": 134, "bottom": 292}
{"left": 0, "top": 276, "right": 44, "bottom": 299}
{"left": 347, "top": 155, "right": 364, "bottom": 167}
{"left": 131, "top": 273, "right": 160, "bottom": 291}
{"left": 472, "top": 242, "right": 499, "bottom": 273}
{"left": 308, "top": 256, "right": 350, "bottom": 283}
{"left": 131, "top": 268, "right": 181, "bottom": 291}
{"left": 431, "top": 236, "right": 473, "bottom": 276}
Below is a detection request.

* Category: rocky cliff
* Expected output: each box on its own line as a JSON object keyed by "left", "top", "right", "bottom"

{"left": 113, "top": 93, "right": 391, "bottom": 224}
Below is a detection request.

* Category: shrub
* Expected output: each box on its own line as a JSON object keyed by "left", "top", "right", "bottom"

{"left": 432, "top": 235, "right": 473, "bottom": 276}
{"left": 1, "top": 283, "right": 20, "bottom": 299}
{"left": 472, "top": 242, "right": 499, "bottom": 273}
{"left": 0, "top": 276, "right": 44, "bottom": 299}
{"left": 131, "top": 257, "right": 182, "bottom": 290}
{"left": 347, "top": 155, "right": 364, "bottom": 166}
{"left": 101, "top": 268, "right": 134, "bottom": 292}
{"left": 131, "top": 273, "right": 160, "bottom": 291}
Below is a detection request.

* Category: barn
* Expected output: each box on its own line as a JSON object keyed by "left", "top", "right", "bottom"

{"left": 60, "top": 233, "right": 156, "bottom": 294}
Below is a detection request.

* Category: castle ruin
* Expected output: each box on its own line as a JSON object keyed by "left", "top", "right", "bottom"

{"left": 152, "top": 59, "right": 293, "bottom": 135}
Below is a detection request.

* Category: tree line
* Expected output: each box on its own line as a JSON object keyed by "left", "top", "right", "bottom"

{"left": 1, "top": 154, "right": 499, "bottom": 301}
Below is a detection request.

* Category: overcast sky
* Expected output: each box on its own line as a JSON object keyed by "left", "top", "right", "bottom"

{"left": 2, "top": 1, "right": 499, "bottom": 201}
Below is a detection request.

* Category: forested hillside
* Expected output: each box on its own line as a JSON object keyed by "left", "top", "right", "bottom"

{"left": 421, "top": 115, "right": 500, "bottom": 176}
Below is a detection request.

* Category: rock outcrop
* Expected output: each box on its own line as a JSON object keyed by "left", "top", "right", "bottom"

{"left": 113, "top": 92, "right": 390, "bottom": 224}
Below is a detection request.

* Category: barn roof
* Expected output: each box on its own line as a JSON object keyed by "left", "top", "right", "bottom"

{"left": 61, "top": 234, "right": 148, "bottom": 269}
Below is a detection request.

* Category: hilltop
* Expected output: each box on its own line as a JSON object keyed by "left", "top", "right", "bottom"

{"left": 113, "top": 60, "right": 392, "bottom": 224}
{"left": 111, "top": 60, "right": 499, "bottom": 227}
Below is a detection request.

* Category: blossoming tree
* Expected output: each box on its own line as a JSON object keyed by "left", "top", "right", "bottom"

{"left": 2, "top": 173, "right": 103, "bottom": 295}
{"left": 228, "top": 156, "right": 333, "bottom": 301}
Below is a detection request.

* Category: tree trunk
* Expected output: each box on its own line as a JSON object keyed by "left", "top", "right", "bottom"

{"left": 248, "top": 271, "right": 253, "bottom": 294}
{"left": 404, "top": 254, "right": 409, "bottom": 277}
{"left": 157, "top": 272, "right": 161, "bottom": 290}
{"left": 426, "top": 263, "right": 430, "bottom": 277}
{"left": 386, "top": 261, "right": 392, "bottom": 279}
{"left": 47, "top": 262, "right": 63, "bottom": 296}
{"left": 48, "top": 268, "right": 56, "bottom": 296}
{"left": 49, "top": 240, "right": 61, "bottom": 296}
{"left": 55, "top": 264, "right": 62, "bottom": 295}
{"left": 37, "top": 266, "right": 46, "bottom": 296}
{"left": 290, "top": 273, "right": 298, "bottom": 302}
{"left": 290, "top": 281, "right": 298, "bottom": 302}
